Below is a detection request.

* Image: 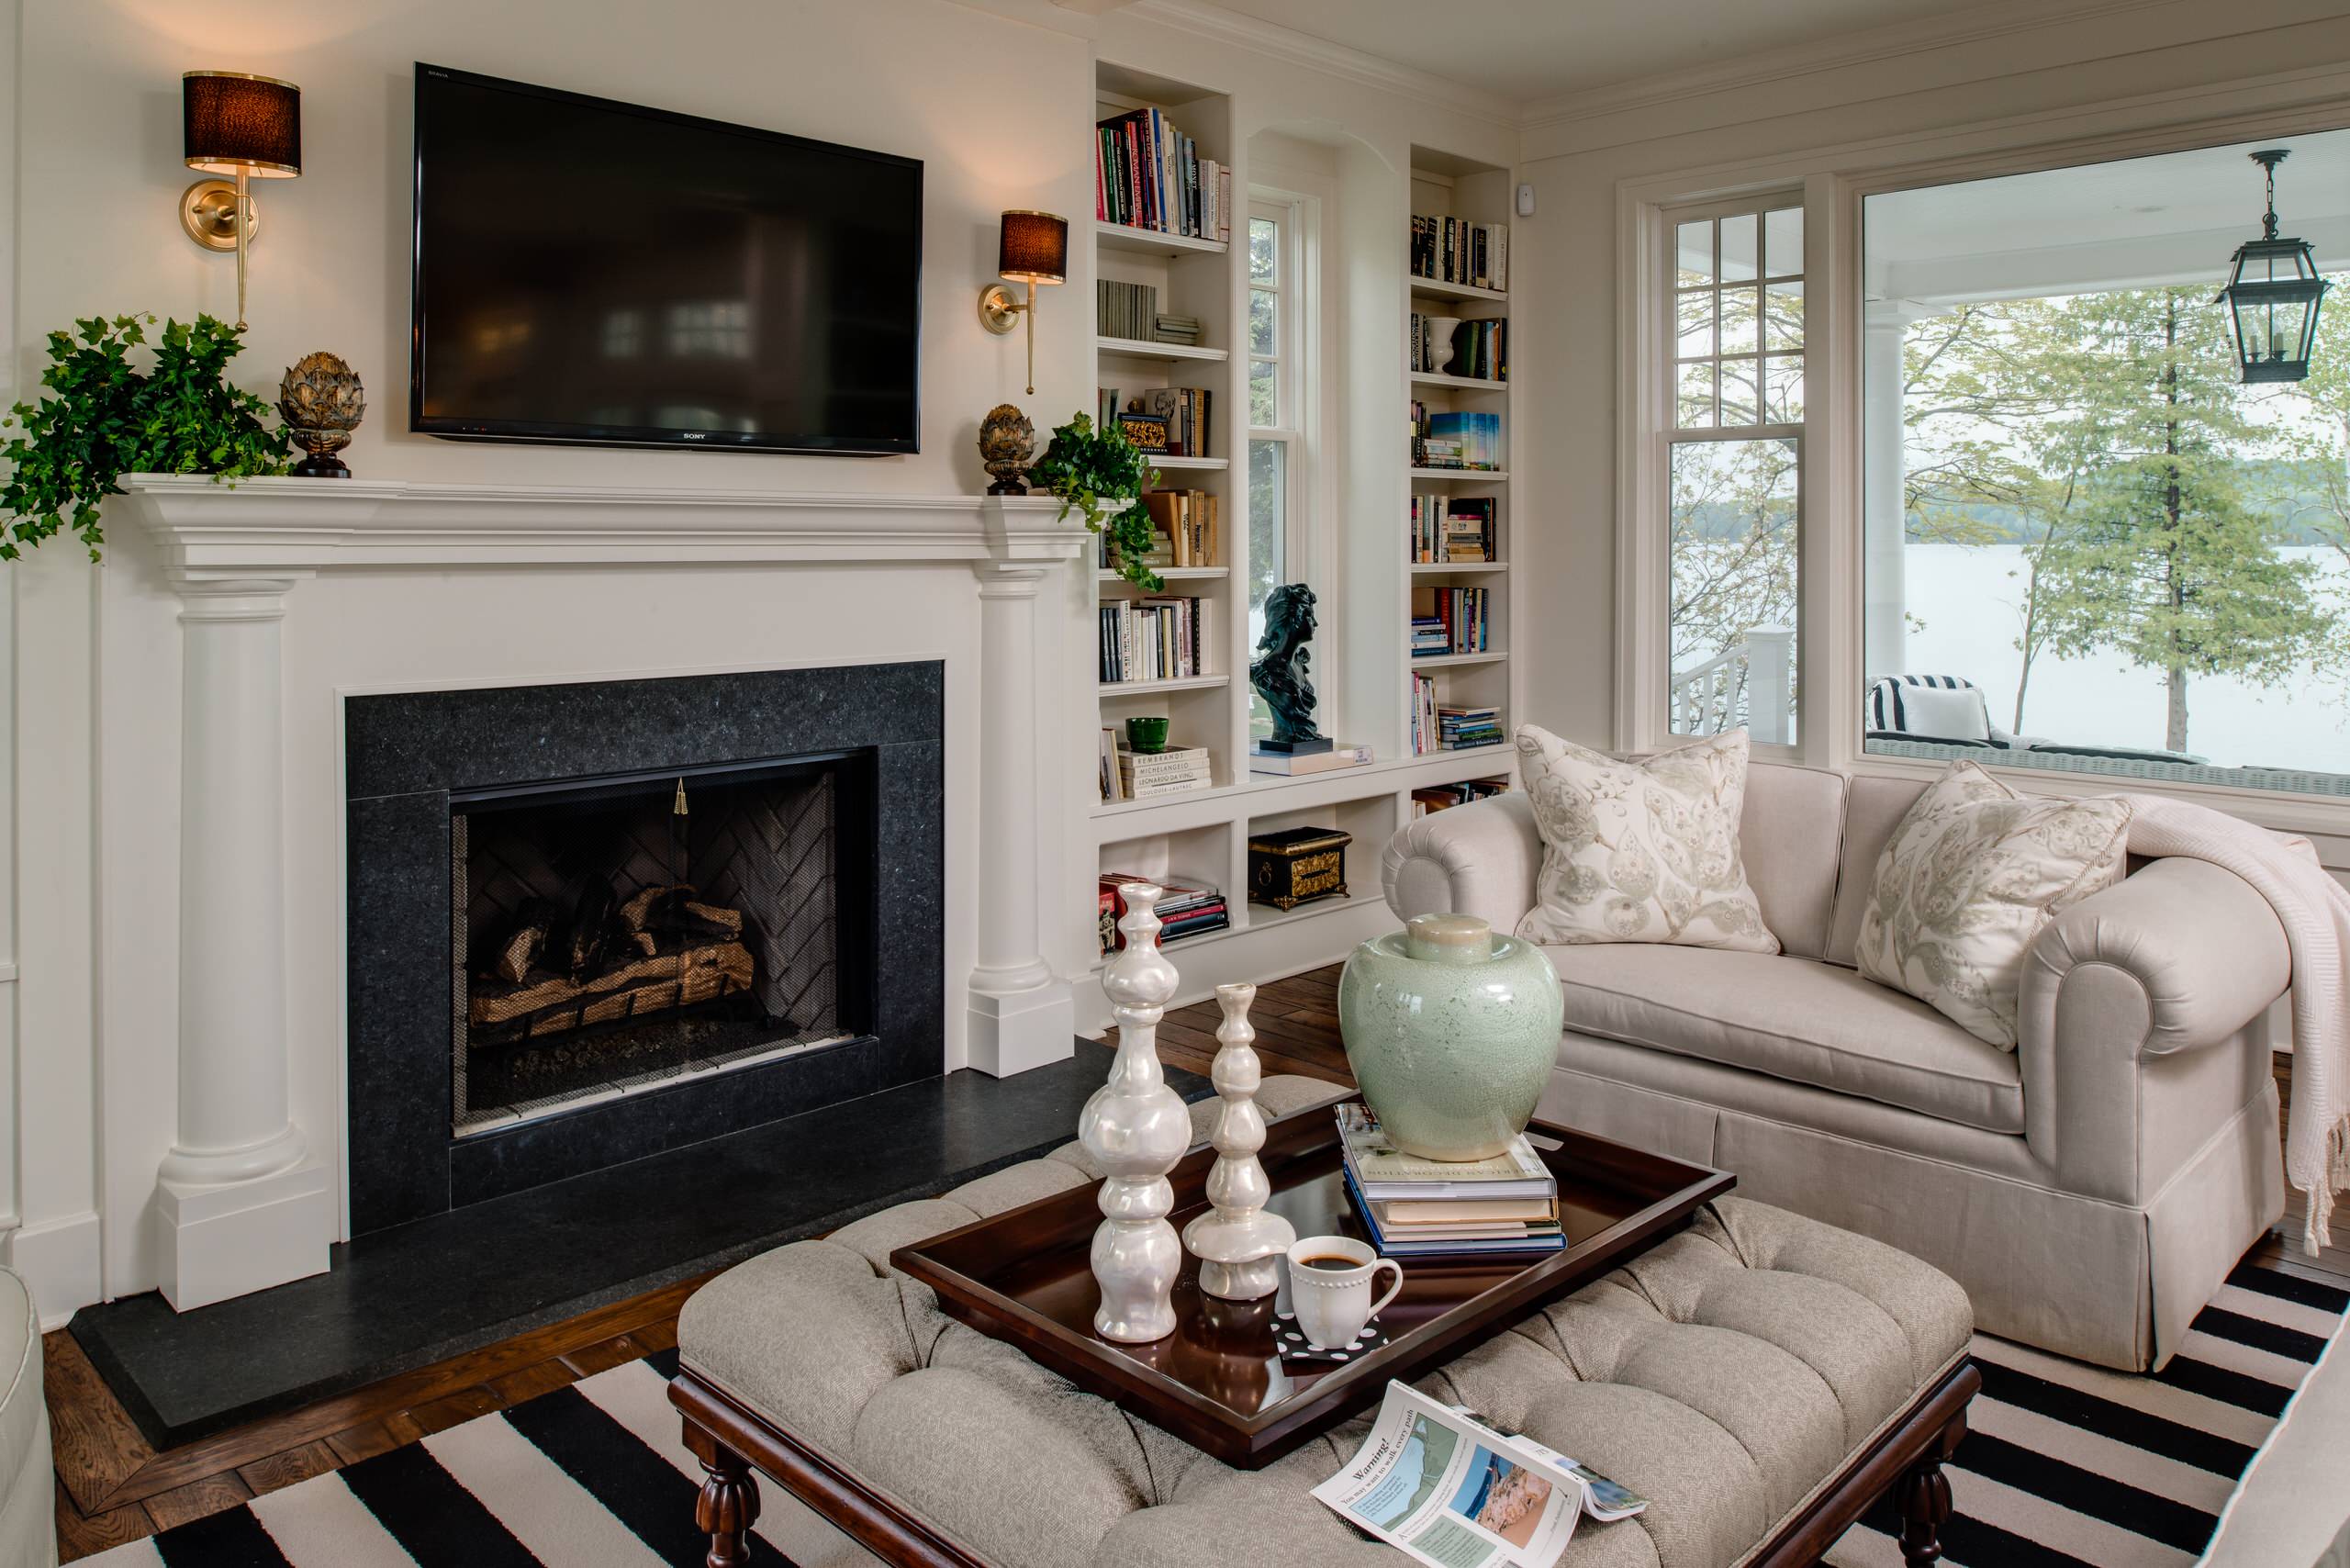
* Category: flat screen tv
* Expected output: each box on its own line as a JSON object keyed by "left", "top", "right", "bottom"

{"left": 410, "top": 63, "right": 923, "bottom": 454}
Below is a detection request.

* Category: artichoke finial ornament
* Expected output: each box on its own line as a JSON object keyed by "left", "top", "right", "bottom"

{"left": 978, "top": 403, "right": 1035, "bottom": 496}
{"left": 278, "top": 352, "right": 367, "bottom": 479}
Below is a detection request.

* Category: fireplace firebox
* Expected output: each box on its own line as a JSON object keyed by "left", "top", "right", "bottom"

{"left": 346, "top": 663, "right": 942, "bottom": 1235}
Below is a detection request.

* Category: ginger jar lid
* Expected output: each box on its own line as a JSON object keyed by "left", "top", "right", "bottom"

{"left": 1403, "top": 913, "right": 1494, "bottom": 966}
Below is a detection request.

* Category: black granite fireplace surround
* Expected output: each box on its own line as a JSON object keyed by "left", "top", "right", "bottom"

{"left": 346, "top": 662, "right": 943, "bottom": 1236}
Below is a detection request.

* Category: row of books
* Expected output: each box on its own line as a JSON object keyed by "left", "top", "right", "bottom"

{"left": 1410, "top": 314, "right": 1507, "bottom": 382}
{"left": 1410, "top": 406, "right": 1504, "bottom": 471}
{"left": 1411, "top": 673, "right": 1442, "bottom": 757}
{"left": 1098, "top": 595, "right": 1212, "bottom": 685}
{"left": 1411, "top": 778, "right": 1512, "bottom": 819}
{"left": 1409, "top": 495, "right": 1497, "bottom": 563}
{"left": 1100, "top": 386, "right": 1214, "bottom": 459}
{"left": 1096, "top": 109, "right": 1231, "bottom": 241}
{"left": 1411, "top": 214, "right": 1510, "bottom": 293}
{"left": 1099, "top": 734, "right": 1214, "bottom": 802}
{"left": 1099, "top": 873, "right": 1228, "bottom": 955}
{"left": 1099, "top": 280, "right": 1162, "bottom": 342}
{"left": 1337, "top": 1103, "right": 1561, "bottom": 1259}
{"left": 1412, "top": 586, "right": 1492, "bottom": 656}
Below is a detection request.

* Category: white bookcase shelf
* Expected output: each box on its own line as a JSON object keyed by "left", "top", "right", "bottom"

{"left": 1411, "top": 372, "right": 1507, "bottom": 393}
{"left": 1096, "top": 219, "right": 1228, "bottom": 258}
{"left": 1408, "top": 467, "right": 1509, "bottom": 482}
{"left": 1408, "top": 276, "right": 1506, "bottom": 304}
{"left": 1097, "top": 336, "right": 1229, "bottom": 363}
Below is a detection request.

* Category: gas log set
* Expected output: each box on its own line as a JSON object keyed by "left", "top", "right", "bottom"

{"left": 468, "top": 882, "right": 757, "bottom": 1047}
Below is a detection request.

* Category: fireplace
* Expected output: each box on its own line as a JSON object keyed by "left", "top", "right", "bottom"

{"left": 346, "top": 662, "right": 942, "bottom": 1236}
{"left": 451, "top": 753, "right": 871, "bottom": 1135}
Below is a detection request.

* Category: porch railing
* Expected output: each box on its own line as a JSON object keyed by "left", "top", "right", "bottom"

{"left": 1670, "top": 625, "right": 1792, "bottom": 745}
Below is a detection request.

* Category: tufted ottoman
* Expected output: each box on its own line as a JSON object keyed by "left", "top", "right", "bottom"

{"left": 673, "top": 1077, "right": 1978, "bottom": 1568}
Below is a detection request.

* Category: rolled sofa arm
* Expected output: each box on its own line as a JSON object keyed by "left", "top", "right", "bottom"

{"left": 2018, "top": 856, "right": 2290, "bottom": 1199}
{"left": 1381, "top": 792, "right": 1542, "bottom": 934}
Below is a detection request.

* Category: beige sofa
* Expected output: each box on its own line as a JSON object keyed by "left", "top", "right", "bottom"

{"left": 1382, "top": 761, "right": 2289, "bottom": 1372}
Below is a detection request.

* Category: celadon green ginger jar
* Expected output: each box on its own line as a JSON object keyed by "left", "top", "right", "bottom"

{"left": 1337, "top": 913, "right": 1563, "bottom": 1160}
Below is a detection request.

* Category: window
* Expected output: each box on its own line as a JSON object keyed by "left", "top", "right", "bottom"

{"left": 1863, "top": 136, "right": 2350, "bottom": 793}
{"left": 1667, "top": 202, "right": 1805, "bottom": 743}
{"left": 1249, "top": 204, "right": 1303, "bottom": 737}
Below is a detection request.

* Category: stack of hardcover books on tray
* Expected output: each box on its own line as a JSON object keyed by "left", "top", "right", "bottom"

{"left": 1336, "top": 1103, "right": 1562, "bottom": 1258}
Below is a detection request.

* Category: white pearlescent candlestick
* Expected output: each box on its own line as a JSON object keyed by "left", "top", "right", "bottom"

{"left": 1080, "top": 885, "right": 1193, "bottom": 1341}
{"left": 1181, "top": 983, "right": 1295, "bottom": 1300}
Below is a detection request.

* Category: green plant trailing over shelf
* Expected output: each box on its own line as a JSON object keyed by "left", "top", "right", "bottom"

{"left": 0, "top": 313, "right": 292, "bottom": 561}
{"left": 1030, "top": 412, "right": 1162, "bottom": 589}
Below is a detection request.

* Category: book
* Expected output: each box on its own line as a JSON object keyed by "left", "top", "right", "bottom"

{"left": 1098, "top": 595, "right": 1212, "bottom": 684}
{"left": 1336, "top": 1103, "right": 1554, "bottom": 1202}
{"left": 1438, "top": 704, "right": 1505, "bottom": 750}
{"left": 1248, "top": 743, "right": 1372, "bottom": 776}
{"left": 1098, "top": 726, "right": 1125, "bottom": 803}
{"left": 1100, "top": 874, "right": 1226, "bottom": 951}
{"left": 1378, "top": 1196, "right": 1557, "bottom": 1226}
{"left": 1096, "top": 110, "right": 1219, "bottom": 239}
{"left": 1142, "top": 386, "right": 1213, "bottom": 458}
{"left": 1345, "top": 1171, "right": 1564, "bottom": 1256}
{"left": 1410, "top": 214, "right": 1509, "bottom": 291}
{"left": 1140, "top": 489, "right": 1219, "bottom": 566}
{"left": 1411, "top": 586, "right": 1491, "bottom": 656}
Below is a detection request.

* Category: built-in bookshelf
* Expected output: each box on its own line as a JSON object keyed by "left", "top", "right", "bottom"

{"left": 1077, "top": 62, "right": 1521, "bottom": 1018}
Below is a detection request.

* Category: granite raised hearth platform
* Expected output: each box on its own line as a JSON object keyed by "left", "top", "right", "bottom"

{"left": 73, "top": 1043, "right": 1206, "bottom": 1450}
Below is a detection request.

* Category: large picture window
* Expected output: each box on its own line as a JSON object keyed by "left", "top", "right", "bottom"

{"left": 1668, "top": 201, "right": 1805, "bottom": 744}
{"left": 1863, "top": 133, "right": 2349, "bottom": 793}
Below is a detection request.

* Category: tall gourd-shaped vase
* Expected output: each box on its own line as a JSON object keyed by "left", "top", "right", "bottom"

{"left": 1080, "top": 885, "right": 1193, "bottom": 1342}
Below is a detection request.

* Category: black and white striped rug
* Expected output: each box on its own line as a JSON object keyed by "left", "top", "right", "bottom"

{"left": 89, "top": 1260, "right": 2346, "bottom": 1568}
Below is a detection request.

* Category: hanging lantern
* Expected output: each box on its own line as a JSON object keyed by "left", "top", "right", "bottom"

{"left": 2215, "top": 149, "right": 2330, "bottom": 384}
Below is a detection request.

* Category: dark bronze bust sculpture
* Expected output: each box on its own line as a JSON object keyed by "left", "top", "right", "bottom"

{"left": 1249, "top": 583, "right": 1327, "bottom": 753}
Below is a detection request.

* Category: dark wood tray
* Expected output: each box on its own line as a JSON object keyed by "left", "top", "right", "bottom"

{"left": 890, "top": 1098, "right": 1732, "bottom": 1468}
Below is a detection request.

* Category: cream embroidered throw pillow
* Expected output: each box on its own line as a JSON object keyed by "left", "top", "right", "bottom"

{"left": 1854, "top": 761, "right": 2133, "bottom": 1049}
{"left": 1514, "top": 725, "right": 1779, "bottom": 953}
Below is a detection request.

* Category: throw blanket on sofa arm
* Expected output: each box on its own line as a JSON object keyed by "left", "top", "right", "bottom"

{"left": 2126, "top": 795, "right": 2350, "bottom": 1255}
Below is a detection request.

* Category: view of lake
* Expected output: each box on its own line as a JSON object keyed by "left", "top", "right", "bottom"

{"left": 1896, "top": 543, "right": 2350, "bottom": 777}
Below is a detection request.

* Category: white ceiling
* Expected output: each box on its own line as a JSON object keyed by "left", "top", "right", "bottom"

{"left": 1188, "top": 0, "right": 1990, "bottom": 104}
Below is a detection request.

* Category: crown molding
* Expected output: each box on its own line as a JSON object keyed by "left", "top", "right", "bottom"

{"left": 1518, "top": 0, "right": 2185, "bottom": 135}
{"left": 1118, "top": 0, "right": 1516, "bottom": 130}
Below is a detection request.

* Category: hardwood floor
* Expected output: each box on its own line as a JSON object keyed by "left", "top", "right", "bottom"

{"left": 41, "top": 962, "right": 2344, "bottom": 1558}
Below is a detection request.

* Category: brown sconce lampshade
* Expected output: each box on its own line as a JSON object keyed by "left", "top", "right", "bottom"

{"left": 184, "top": 71, "right": 302, "bottom": 178}
{"left": 999, "top": 210, "right": 1069, "bottom": 285}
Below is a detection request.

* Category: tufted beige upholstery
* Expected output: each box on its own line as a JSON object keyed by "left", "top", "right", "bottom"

{"left": 679, "top": 1078, "right": 1972, "bottom": 1568}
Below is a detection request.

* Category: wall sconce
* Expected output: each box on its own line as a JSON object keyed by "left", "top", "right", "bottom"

{"left": 979, "top": 210, "right": 1068, "bottom": 397}
{"left": 180, "top": 70, "right": 303, "bottom": 330}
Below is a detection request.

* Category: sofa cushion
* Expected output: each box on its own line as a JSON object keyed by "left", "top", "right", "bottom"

{"left": 1735, "top": 763, "right": 1845, "bottom": 962}
{"left": 1827, "top": 775, "right": 1930, "bottom": 968}
{"left": 1549, "top": 946, "right": 2024, "bottom": 1134}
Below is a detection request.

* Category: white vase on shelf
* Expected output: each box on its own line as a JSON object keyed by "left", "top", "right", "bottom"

{"left": 1080, "top": 884, "right": 1193, "bottom": 1342}
{"left": 1181, "top": 983, "right": 1295, "bottom": 1300}
{"left": 1424, "top": 316, "right": 1462, "bottom": 375}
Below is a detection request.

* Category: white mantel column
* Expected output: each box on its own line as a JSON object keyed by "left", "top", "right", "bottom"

{"left": 153, "top": 575, "right": 331, "bottom": 1311}
{"left": 966, "top": 551, "right": 1075, "bottom": 1075}
{"left": 1863, "top": 301, "right": 1937, "bottom": 682}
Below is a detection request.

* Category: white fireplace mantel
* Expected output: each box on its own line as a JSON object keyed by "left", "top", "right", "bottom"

{"left": 113, "top": 473, "right": 1088, "bottom": 1310}
{"left": 118, "top": 473, "right": 1080, "bottom": 576}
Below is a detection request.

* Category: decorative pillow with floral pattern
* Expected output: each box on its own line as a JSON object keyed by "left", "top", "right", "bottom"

{"left": 1854, "top": 761, "right": 2133, "bottom": 1049}
{"left": 1513, "top": 725, "right": 1780, "bottom": 953}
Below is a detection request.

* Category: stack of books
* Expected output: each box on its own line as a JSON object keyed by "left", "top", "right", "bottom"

{"left": 1141, "top": 489, "right": 1218, "bottom": 566}
{"left": 1249, "top": 741, "right": 1371, "bottom": 776}
{"left": 1154, "top": 313, "right": 1202, "bottom": 346}
{"left": 1412, "top": 586, "right": 1490, "bottom": 655}
{"left": 1100, "top": 873, "right": 1228, "bottom": 954}
{"left": 1410, "top": 215, "right": 1509, "bottom": 292}
{"left": 1096, "top": 108, "right": 1231, "bottom": 241}
{"left": 1411, "top": 408, "right": 1504, "bottom": 471}
{"left": 1099, "top": 281, "right": 1159, "bottom": 341}
{"left": 1337, "top": 1103, "right": 1561, "bottom": 1258}
{"left": 1411, "top": 778, "right": 1513, "bottom": 818}
{"left": 1409, "top": 494, "right": 1497, "bottom": 563}
{"left": 1099, "top": 595, "right": 1211, "bottom": 684}
{"left": 1438, "top": 705, "right": 1505, "bottom": 750}
{"left": 1117, "top": 742, "right": 1212, "bottom": 801}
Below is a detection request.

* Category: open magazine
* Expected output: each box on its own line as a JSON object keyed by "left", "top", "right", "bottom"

{"left": 1313, "top": 1382, "right": 1647, "bottom": 1568}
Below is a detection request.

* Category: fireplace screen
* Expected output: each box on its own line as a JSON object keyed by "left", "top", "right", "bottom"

{"left": 450, "top": 756, "right": 853, "bottom": 1133}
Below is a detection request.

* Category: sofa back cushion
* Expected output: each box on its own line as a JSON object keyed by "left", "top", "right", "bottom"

{"left": 1828, "top": 774, "right": 1932, "bottom": 967}
{"left": 1737, "top": 762, "right": 1848, "bottom": 961}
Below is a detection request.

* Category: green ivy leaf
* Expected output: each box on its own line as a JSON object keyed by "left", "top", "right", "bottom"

{"left": 1026, "top": 412, "right": 1164, "bottom": 590}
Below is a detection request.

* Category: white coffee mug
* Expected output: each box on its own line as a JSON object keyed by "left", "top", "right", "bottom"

{"left": 1285, "top": 1236, "right": 1404, "bottom": 1350}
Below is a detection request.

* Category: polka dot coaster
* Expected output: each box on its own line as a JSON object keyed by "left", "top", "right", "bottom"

{"left": 1274, "top": 1316, "right": 1393, "bottom": 1363}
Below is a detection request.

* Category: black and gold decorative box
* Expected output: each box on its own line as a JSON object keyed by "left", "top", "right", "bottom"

{"left": 1247, "top": 826, "right": 1351, "bottom": 912}
{"left": 1117, "top": 411, "right": 1170, "bottom": 454}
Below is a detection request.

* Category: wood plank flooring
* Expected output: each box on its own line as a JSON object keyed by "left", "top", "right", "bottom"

{"left": 43, "top": 963, "right": 2344, "bottom": 1559}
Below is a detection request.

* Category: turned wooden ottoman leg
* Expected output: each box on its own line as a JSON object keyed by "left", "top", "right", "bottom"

{"left": 696, "top": 1443, "right": 762, "bottom": 1568}
{"left": 1895, "top": 1410, "right": 1965, "bottom": 1567}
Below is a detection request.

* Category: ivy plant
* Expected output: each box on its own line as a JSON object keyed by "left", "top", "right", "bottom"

{"left": 1028, "top": 412, "right": 1162, "bottom": 590}
{"left": 0, "top": 313, "right": 292, "bottom": 560}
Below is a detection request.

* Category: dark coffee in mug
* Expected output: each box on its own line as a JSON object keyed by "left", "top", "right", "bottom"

{"left": 1296, "top": 1254, "right": 1360, "bottom": 1271}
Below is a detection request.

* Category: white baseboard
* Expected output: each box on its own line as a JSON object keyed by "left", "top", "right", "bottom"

{"left": 3, "top": 1211, "right": 104, "bottom": 1331}
{"left": 154, "top": 1159, "right": 333, "bottom": 1311}
{"left": 967, "top": 980, "right": 1078, "bottom": 1077}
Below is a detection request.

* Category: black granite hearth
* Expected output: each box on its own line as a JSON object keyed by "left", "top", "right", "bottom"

{"left": 73, "top": 1043, "right": 1211, "bottom": 1450}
